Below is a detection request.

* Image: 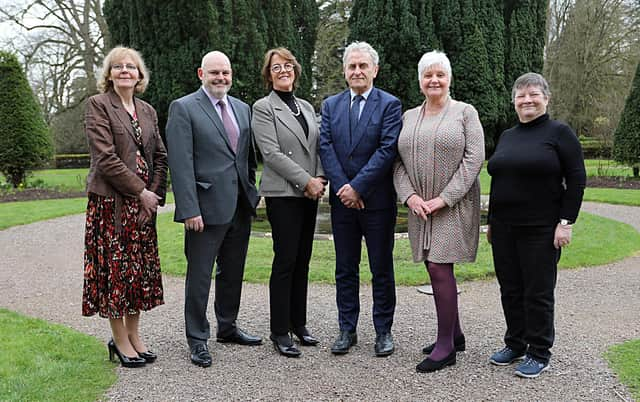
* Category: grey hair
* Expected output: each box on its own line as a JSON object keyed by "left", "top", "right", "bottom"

{"left": 343, "top": 41, "right": 379, "bottom": 67}
{"left": 417, "top": 50, "right": 452, "bottom": 84}
{"left": 511, "top": 72, "right": 551, "bottom": 102}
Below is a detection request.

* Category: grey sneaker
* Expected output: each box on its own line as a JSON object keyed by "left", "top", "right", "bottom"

{"left": 489, "top": 346, "right": 526, "bottom": 366}
{"left": 515, "top": 356, "right": 549, "bottom": 378}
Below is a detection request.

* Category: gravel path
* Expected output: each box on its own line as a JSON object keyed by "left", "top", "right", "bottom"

{"left": 1, "top": 202, "right": 639, "bottom": 401}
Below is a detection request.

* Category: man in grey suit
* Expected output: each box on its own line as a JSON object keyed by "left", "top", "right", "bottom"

{"left": 166, "top": 51, "right": 262, "bottom": 368}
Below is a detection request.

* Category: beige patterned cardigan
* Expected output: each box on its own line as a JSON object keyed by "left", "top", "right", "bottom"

{"left": 393, "top": 99, "right": 484, "bottom": 263}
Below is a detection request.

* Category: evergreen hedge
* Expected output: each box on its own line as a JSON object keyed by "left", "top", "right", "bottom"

{"left": 0, "top": 51, "right": 53, "bottom": 188}
{"left": 613, "top": 62, "right": 640, "bottom": 177}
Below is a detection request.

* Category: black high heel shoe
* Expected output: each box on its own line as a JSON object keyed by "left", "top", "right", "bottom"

{"left": 108, "top": 339, "right": 146, "bottom": 368}
{"left": 270, "top": 334, "right": 301, "bottom": 357}
{"left": 292, "top": 327, "right": 319, "bottom": 346}
{"left": 136, "top": 349, "right": 157, "bottom": 363}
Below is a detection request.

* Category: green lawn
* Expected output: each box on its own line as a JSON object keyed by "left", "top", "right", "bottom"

{"left": 158, "top": 211, "right": 640, "bottom": 286}
{"left": 0, "top": 198, "right": 88, "bottom": 230}
{"left": 0, "top": 168, "right": 89, "bottom": 192}
{"left": 0, "top": 308, "right": 116, "bottom": 402}
{"left": 606, "top": 339, "right": 640, "bottom": 400}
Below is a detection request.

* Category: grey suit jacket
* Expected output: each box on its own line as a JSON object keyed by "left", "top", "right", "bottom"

{"left": 251, "top": 91, "right": 324, "bottom": 197}
{"left": 166, "top": 88, "right": 259, "bottom": 225}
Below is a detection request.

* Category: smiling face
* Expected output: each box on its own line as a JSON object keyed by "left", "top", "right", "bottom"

{"left": 109, "top": 56, "right": 139, "bottom": 92}
{"left": 198, "top": 52, "right": 233, "bottom": 99}
{"left": 344, "top": 50, "right": 378, "bottom": 95}
{"left": 420, "top": 64, "right": 450, "bottom": 101}
{"left": 269, "top": 53, "right": 295, "bottom": 92}
{"left": 514, "top": 85, "right": 549, "bottom": 123}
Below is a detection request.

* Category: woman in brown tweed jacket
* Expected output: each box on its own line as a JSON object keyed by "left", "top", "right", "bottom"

{"left": 393, "top": 50, "right": 484, "bottom": 373}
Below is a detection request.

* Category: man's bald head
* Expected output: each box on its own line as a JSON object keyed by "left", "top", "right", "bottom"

{"left": 198, "top": 51, "right": 233, "bottom": 99}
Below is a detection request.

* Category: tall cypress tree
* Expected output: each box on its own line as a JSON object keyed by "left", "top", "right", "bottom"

{"left": 104, "top": 0, "right": 218, "bottom": 136}
{"left": 291, "top": 0, "right": 319, "bottom": 100}
{"left": 0, "top": 51, "right": 53, "bottom": 187}
{"left": 349, "top": 0, "right": 423, "bottom": 108}
{"left": 613, "top": 61, "right": 640, "bottom": 177}
{"left": 474, "top": 0, "right": 506, "bottom": 150}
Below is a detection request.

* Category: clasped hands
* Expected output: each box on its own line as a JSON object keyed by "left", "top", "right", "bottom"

{"left": 406, "top": 194, "right": 446, "bottom": 221}
{"left": 138, "top": 188, "right": 162, "bottom": 225}
{"left": 337, "top": 184, "right": 364, "bottom": 209}
{"left": 303, "top": 176, "right": 328, "bottom": 200}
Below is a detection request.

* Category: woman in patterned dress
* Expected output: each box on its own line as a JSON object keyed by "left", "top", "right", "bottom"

{"left": 393, "top": 51, "right": 484, "bottom": 373}
{"left": 83, "top": 46, "right": 168, "bottom": 368}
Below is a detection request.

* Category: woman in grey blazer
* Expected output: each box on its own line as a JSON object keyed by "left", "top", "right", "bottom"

{"left": 251, "top": 47, "right": 326, "bottom": 357}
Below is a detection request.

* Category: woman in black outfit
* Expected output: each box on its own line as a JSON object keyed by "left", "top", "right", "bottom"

{"left": 251, "top": 48, "right": 326, "bottom": 357}
{"left": 487, "top": 72, "right": 586, "bottom": 378}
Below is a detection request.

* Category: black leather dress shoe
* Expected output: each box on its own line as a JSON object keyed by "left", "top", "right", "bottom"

{"left": 190, "top": 344, "right": 212, "bottom": 368}
{"left": 292, "top": 327, "right": 319, "bottom": 346}
{"left": 331, "top": 330, "right": 357, "bottom": 355}
{"left": 217, "top": 328, "right": 262, "bottom": 346}
{"left": 374, "top": 332, "right": 394, "bottom": 357}
{"left": 416, "top": 350, "right": 456, "bottom": 373}
{"left": 270, "top": 334, "right": 301, "bottom": 357}
{"left": 422, "top": 334, "right": 466, "bottom": 354}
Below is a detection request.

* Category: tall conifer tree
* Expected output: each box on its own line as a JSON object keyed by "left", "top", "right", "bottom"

{"left": 349, "top": 0, "right": 423, "bottom": 108}
{"left": 613, "top": 61, "right": 640, "bottom": 177}
{"left": 104, "top": 0, "right": 218, "bottom": 136}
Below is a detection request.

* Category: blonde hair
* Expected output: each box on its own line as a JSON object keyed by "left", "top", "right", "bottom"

{"left": 97, "top": 46, "right": 149, "bottom": 94}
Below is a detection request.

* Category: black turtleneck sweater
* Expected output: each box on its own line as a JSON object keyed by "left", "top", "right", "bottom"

{"left": 274, "top": 89, "right": 309, "bottom": 138}
{"left": 487, "top": 113, "right": 586, "bottom": 225}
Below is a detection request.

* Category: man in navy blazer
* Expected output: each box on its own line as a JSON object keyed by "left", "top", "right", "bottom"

{"left": 319, "top": 41, "right": 402, "bottom": 356}
{"left": 166, "top": 51, "right": 262, "bottom": 368}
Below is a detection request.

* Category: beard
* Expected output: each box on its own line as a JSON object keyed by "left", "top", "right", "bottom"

{"left": 203, "top": 79, "right": 231, "bottom": 99}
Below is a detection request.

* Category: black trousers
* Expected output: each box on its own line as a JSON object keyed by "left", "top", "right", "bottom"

{"left": 266, "top": 196, "right": 318, "bottom": 335}
{"left": 490, "top": 219, "right": 560, "bottom": 364}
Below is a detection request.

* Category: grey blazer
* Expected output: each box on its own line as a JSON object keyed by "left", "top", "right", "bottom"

{"left": 166, "top": 88, "right": 259, "bottom": 225}
{"left": 252, "top": 91, "right": 324, "bottom": 197}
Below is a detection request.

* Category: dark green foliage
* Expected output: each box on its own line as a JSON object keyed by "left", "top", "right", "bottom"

{"left": 290, "top": 0, "right": 319, "bottom": 99}
{"left": 349, "top": 0, "right": 426, "bottom": 108}
{"left": 613, "top": 62, "right": 640, "bottom": 176}
{"left": 0, "top": 51, "right": 53, "bottom": 188}
{"left": 502, "top": 0, "right": 547, "bottom": 130}
{"left": 104, "top": 0, "right": 218, "bottom": 138}
{"left": 105, "top": 0, "right": 319, "bottom": 130}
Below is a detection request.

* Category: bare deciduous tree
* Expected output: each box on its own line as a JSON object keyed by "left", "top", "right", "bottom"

{"left": 0, "top": 0, "right": 108, "bottom": 121}
{"left": 545, "top": 0, "right": 640, "bottom": 141}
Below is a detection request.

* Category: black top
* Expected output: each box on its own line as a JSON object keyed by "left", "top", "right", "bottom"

{"left": 274, "top": 89, "right": 309, "bottom": 138}
{"left": 487, "top": 113, "right": 586, "bottom": 225}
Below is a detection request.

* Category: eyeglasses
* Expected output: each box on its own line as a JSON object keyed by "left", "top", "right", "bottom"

{"left": 111, "top": 63, "right": 138, "bottom": 71}
{"left": 271, "top": 63, "right": 294, "bottom": 73}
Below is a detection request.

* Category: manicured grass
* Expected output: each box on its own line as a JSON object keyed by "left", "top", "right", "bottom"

{"left": 0, "top": 308, "right": 116, "bottom": 402}
{"left": 158, "top": 211, "right": 640, "bottom": 286}
{"left": 0, "top": 198, "right": 88, "bottom": 230}
{"left": 583, "top": 188, "right": 640, "bottom": 206}
{"left": 0, "top": 193, "right": 176, "bottom": 231}
{"left": 0, "top": 168, "right": 89, "bottom": 192}
{"left": 606, "top": 339, "right": 640, "bottom": 400}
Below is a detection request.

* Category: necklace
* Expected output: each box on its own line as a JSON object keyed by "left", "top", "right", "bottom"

{"left": 287, "top": 98, "right": 301, "bottom": 116}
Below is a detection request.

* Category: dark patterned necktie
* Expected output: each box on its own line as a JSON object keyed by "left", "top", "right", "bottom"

{"left": 218, "top": 99, "right": 238, "bottom": 152}
{"left": 350, "top": 95, "right": 364, "bottom": 136}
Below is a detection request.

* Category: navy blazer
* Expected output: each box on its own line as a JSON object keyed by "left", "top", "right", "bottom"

{"left": 166, "top": 88, "right": 259, "bottom": 225}
{"left": 319, "top": 87, "right": 402, "bottom": 210}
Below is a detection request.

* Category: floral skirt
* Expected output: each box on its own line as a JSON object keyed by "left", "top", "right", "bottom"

{"left": 82, "top": 193, "right": 164, "bottom": 319}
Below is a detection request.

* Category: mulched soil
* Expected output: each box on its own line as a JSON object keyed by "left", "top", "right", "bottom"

{"left": 0, "top": 188, "right": 86, "bottom": 203}
{"left": 587, "top": 176, "right": 640, "bottom": 189}
{"left": 0, "top": 177, "right": 637, "bottom": 203}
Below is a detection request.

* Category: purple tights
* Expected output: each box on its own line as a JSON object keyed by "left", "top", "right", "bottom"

{"left": 426, "top": 261, "right": 463, "bottom": 361}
